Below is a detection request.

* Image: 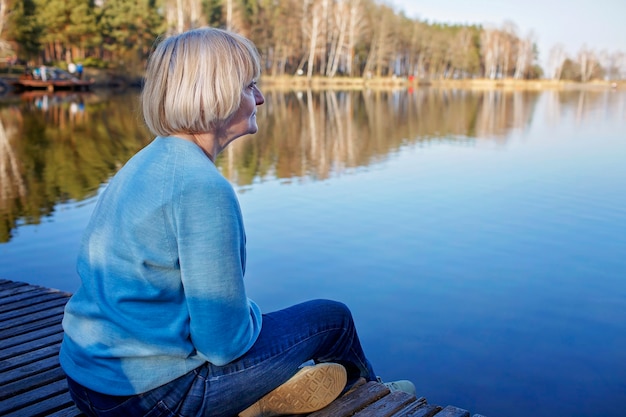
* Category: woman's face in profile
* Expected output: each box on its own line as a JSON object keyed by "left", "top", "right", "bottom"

{"left": 224, "top": 81, "right": 265, "bottom": 140}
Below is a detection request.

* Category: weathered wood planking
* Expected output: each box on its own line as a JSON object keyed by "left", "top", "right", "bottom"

{"left": 0, "top": 279, "right": 487, "bottom": 417}
{"left": 0, "top": 279, "right": 82, "bottom": 417}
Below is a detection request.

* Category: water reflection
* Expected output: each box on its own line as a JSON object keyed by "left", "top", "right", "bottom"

{"left": 542, "top": 89, "right": 626, "bottom": 125}
{"left": 0, "top": 91, "right": 151, "bottom": 242}
{"left": 25, "top": 91, "right": 89, "bottom": 125}
{"left": 220, "top": 89, "right": 543, "bottom": 186}
{"left": 1, "top": 88, "right": 624, "bottom": 243}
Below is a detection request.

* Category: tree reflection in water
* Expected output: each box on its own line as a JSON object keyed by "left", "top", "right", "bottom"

{"left": 0, "top": 87, "right": 618, "bottom": 242}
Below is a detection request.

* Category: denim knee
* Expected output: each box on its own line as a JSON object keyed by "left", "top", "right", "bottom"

{"left": 308, "top": 299, "right": 353, "bottom": 321}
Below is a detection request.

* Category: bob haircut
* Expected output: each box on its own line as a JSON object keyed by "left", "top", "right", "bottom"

{"left": 141, "top": 27, "right": 261, "bottom": 136}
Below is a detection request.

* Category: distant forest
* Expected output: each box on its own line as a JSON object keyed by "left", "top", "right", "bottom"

{"left": 1, "top": 0, "right": 624, "bottom": 81}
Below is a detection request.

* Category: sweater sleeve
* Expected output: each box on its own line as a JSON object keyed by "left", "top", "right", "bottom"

{"left": 174, "top": 166, "right": 261, "bottom": 366}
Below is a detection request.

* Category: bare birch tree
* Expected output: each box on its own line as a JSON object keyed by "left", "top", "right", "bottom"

{"left": 176, "top": 0, "right": 184, "bottom": 33}
{"left": 577, "top": 44, "right": 598, "bottom": 82}
{"left": 363, "top": 2, "right": 397, "bottom": 77}
{"left": 500, "top": 21, "right": 518, "bottom": 77}
{"left": 0, "top": 0, "right": 12, "bottom": 53}
{"left": 0, "top": 0, "right": 7, "bottom": 40}
{"left": 163, "top": 0, "right": 206, "bottom": 33}
{"left": 514, "top": 32, "right": 535, "bottom": 79}
{"left": 302, "top": 0, "right": 323, "bottom": 78}
{"left": 189, "top": 0, "right": 201, "bottom": 28}
{"left": 345, "top": 0, "right": 365, "bottom": 76}
{"left": 320, "top": 0, "right": 365, "bottom": 77}
{"left": 481, "top": 27, "right": 500, "bottom": 79}
{"left": 548, "top": 43, "right": 567, "bottom": 80}
{"left": 325, "top": 0, "right": 347, "bottom": 76}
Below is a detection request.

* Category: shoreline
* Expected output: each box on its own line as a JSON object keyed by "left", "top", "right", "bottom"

{"left": 1, "top": 68, "right": 623, "bottom": 92}
{"left": 260, "top": 75, "right": 625, "bottom": 91}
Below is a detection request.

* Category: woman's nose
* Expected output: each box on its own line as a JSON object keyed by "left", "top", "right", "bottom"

{"left": 254, "top": 88, "right": 265, "bottom": 105}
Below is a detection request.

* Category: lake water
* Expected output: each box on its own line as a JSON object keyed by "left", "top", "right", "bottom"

{"left": 1, "top": 87, "right": 625, "bottom": 417}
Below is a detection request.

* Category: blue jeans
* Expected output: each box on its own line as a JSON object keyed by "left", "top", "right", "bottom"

{"left": 66, "top": 299, "right": 376, "bottom": 417}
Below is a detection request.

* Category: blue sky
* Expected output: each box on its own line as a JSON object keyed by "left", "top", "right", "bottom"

{"left": 390, "top": 0, "right": 626, "bottom": 67}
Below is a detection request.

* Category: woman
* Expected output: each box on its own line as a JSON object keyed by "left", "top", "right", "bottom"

{"left": 60, "top": 27, "right": 413, "bottom": 417}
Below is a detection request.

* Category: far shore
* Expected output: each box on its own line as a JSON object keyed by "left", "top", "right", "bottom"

{"left": 1, "top": 65, "right": 623, "bottom": 92}
{"left": 260, "top": 75, "right": 625, "bottom": 91}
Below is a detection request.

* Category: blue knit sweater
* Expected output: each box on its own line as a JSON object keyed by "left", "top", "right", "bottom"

{"left": 60, "top": 136, "right": 262, "bottom": 395}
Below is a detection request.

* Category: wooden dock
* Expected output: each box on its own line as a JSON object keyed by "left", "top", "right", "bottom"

{"left": 0, "top": 279, "right": 486, "bottom": 417}
{"left": 0, "top": 279, "right": 80, "bottom": 416}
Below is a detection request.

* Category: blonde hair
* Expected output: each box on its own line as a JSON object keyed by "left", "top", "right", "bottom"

{"left": 141, "top": 27, "right": 261, "bottom": 136}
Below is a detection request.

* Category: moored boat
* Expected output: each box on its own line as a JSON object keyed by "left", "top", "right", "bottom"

{"left": 11, "top": 66, "right": 94, "bottom": 92}
{"left": 12, "top": 77, "right": 94, "bottom": 92}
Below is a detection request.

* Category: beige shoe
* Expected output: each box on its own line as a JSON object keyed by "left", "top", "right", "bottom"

{"left": 239, "top": 363, "right": 347, "bottom": 417}
{"left": 377, "top": 376, "right": 416, "bottom": 396}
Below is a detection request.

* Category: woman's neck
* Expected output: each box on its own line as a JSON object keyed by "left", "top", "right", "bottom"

{"left": 172, "top": 132, "right": 219, "bottom": 162}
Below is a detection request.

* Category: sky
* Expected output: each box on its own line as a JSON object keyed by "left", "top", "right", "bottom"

{"left": 390, "top": 0, "right": 626, "bottom": 68}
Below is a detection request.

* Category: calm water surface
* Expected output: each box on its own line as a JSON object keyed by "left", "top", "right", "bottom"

{"left": 1, "top": 87, "right": 625, "bottom": 417}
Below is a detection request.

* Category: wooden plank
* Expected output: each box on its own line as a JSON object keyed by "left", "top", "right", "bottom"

{"left": 394, "top": 403, "right": 443, "bottom": 417}
{"left": 0, "top": 347, "right": 61, "bottom": 382}
{"left": 0, "top": 366, "right": 67, "bottom": 401}
{"left": 309, "top": 381, "right": 390, "bottom": 417}
{"left": 0, "top": 313, "right": 64, "bottom": 339}
{"left": 47, "top": 406, "right": 86, "bottom": 417}
{"left": 0, "top": 281, "right": 80, "bottom": 416}
{"left": 0, "top": 359, "right": 62, "bottom": 388}
{"left": 0, "top": 284, "right": 59, "bottom": 302}
{"left": 0, "top": 331, "right": 64, "bottom": 361}
{"left": 0, "top": 296, "right": 70, "bottom": 322}
{"left": 0, "top": 291, "right": 68, "bottom": 314}
{"left": 1, "top": 322, "right": 63, "bottom": 352}
{"left": 436, "top": 405, "right": 471, "bottom": 417}
{"left": 0, "top": 378, "right": 72, "bottom": 415}
{"left": 0, "top": 280, "right": 30, "bottom": 295}
{"left": 352, "top": 390, "right": 416, "bottom": 417}
{"left": 2, "top": 391, "right": 79, "bottom": 417}
{"left": 0, "top": 283, "right": 41, "bottom": 299}
{"left": 0, "top": 304, "right": 66, "bottom": 331}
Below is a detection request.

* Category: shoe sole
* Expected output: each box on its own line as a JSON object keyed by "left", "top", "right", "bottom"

{"left": 241, "top": 363, "right": 347, "bottom": 417}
